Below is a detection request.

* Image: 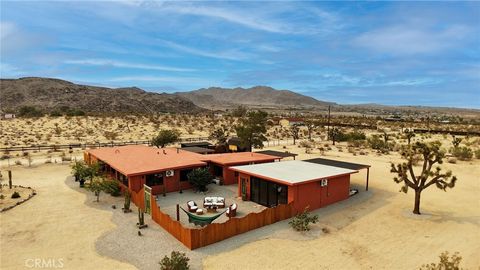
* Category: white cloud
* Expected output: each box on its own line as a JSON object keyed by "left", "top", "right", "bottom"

{"left": 354, "top": 24, "right": 472, "bottom": 55}
{"left": 158, "top": 40, "right": 253, "bottom": 61}
{"left": 64, "top": 59, "right": 195, "bottom": 72}
{"left": 159, "top": 4, "right": 292, "bottom": 34}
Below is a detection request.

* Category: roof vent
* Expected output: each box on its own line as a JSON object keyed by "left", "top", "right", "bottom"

{"left": 163, "top": 149, "right": 167, "bottom": 155}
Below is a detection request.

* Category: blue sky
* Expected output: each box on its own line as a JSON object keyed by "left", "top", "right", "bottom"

{"left": 1, "top": 1, "right": 479, "bottom": 108}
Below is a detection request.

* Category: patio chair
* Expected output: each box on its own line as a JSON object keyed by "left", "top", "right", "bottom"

{"left": 187, "top": 201, "right": 198, "bottom": 212}
{"left": 226, "top": 203, "right": 237, "bottom": 218}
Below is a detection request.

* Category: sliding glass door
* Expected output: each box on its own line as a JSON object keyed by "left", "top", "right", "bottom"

{"left": 250, "top": 177, "right": 288, "bottom": 207}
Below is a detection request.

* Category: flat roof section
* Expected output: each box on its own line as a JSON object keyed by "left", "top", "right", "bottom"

{"left": 231, "top": 160, "right": 358, "bottom": 186}
{"left": 304, "top": 158, "right": 370, "bottom": 170}
{"left": 87, "top": 145, "right": 207, "bottom": 176}
{"left": 204, "top": 152, "right": 279, "bottom": 166}
{"left": 255, "top": 150, "right": 298, "bottom": 159}
{"left": 181, "top": 146, "right": 215, "bottom": 154}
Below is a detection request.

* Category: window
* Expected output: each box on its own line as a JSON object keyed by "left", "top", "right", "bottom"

{"left": 180, "top": 169, "right": 193, "bottom": 182}
{"left": 146, "top": 173, "right": 163, "bottom": 186}
{"left": 118, "top": 173, "right": 128, "bottom": 187}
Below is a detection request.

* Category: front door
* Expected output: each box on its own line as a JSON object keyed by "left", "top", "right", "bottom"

{"left": 144, "top": 185, "right": 152, "bottom": 215}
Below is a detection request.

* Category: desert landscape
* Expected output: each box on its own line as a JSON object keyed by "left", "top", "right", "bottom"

{"left": 2, "top": 1, "right": 479, "bottom": 269}
{"left": 1, "top": 120, "right": 479, "bottom": 269}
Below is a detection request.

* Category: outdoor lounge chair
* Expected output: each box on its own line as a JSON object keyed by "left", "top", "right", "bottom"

{"left": 203, "top": 197, "right": 225, "bottom": 208}
{"left": 226, "top": 203, "right": 237, "bottom": 217}
{"left": 187, "top": 201, "right": 198, "bottom": 212}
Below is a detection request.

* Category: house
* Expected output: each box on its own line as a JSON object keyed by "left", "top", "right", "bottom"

{"left": 231, "top": 160, "right": 358, "bottom": 211}
{"left": 279, "top": 117, "right": 304, "bottom": 127}
{"left": 84, "top": 145, "right": 279, "bottom": 195}
{"left": 2, "top": 114, "right": 16, "bottom": 119}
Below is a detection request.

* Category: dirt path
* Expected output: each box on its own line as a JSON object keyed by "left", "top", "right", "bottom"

{"left": 0, "top": 164, "right": 135, "bottom": 270}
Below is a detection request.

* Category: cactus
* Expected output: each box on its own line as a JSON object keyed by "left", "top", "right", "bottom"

{"left": 123, "top": 192, "right": 131, "bottom": 213}
{"left": 137, "top": 207, "right": 147, "bottom": 229}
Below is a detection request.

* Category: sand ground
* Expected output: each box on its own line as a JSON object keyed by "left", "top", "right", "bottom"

{"left": 1, "top": 141, "right": 479, "bottom": 270}
{"left": 0, "top": 164, "right": 134, "bottom": 270}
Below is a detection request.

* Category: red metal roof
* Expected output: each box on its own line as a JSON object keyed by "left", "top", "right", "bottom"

{"left": 87, "top": 145, "right": 280, "bottom": 176}
{"left": 87, "top": 145, "right": 207, "bottom": 176}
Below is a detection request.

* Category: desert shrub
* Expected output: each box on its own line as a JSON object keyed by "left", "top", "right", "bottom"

{"left": 103, "top": 180, "right": 121, "bottom": 196}
{"left": 187, "top": 168, "right": 213, "bottom": 192}
{"left": 0, "top": 194, "right": 5, "bottom": 200}
{"left": 18, "top": 106, "right": 43, "bottom": 117}
{"left": 474, "top": 149, "right": 480, "bottom": 159}
{"left": 159, "top": 251, "right": 190, "bottom": 270}
{"left": 15, "top": 160, "right": 22, "bottom": 165}
{"left": 11, "top": 191, "right": 21, "bottom": 199}
{"left": 451, "top": 146, "right": 473, "bottom": 161}
{"left": 50, "top": 110, "right": 63, "bottom": 117}
{"left": 299, "top": 141, "right": 314, "bottom": 153}
{"left": 337, "top": 130, "right": 366, "bottom": 142}
{"left": 420, "top": 251, "right": 463, "bottom": 270}
{"left": 289, "top": 208, "right": 318, "bottom": 232}
{"left": 367, "top": 135, "right": 392, "bottom": 153}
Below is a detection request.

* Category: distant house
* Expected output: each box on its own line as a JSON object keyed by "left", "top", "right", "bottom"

{"left": 279, "top": 118, "right": 304, "bottom": 127}
{"left": 2, "top": 114, "right": 16, "bottom": 119}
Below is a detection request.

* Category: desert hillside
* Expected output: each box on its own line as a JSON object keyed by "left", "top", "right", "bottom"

{"left": 0, "top": 77, "right": 204, "bottom": 114}
{"left": 177, "top": 86, "right": 335, "bottom": 109}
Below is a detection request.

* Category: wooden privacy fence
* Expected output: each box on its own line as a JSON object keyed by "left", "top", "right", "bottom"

{"left": 149, "top": 193, "right": 295, "bottom": 250}
{"left": 130, "top": 188, "right": 145, "bottom": 211}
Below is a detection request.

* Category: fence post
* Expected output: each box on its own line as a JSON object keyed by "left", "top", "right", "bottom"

{"left": 176, "top": 204, "right": 180, "bottom": 221}
{"left": 8, "top": 170, "right": 12, "bottom": 189}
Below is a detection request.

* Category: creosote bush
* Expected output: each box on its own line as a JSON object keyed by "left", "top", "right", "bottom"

{"left": 11, "top": 191, "right": 21, "bottom": 199}
{"left": 420, "top": 251, "right": 463, "bottom": 270}
{"left": 159, "top": 251, "right": 190, "bottom": 270}
{"left": 289, "top": 207, "right": 319, "bottom": 232}
{"left": 451, "top": 146, "right": 473, "bottom": 161}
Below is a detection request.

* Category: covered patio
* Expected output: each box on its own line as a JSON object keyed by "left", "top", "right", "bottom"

{"left": 154, "top": 184, "right": 267, "bottom": 228}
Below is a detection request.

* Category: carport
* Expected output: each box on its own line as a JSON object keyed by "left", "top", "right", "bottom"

{"left": 304, "top": 158, "right": 371, "bottom": 191}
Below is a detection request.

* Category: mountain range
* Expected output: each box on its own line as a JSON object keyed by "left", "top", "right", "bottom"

{"left": 176, "top": 86, "right": 334, "bottom": 109}
{"left": 0, "top": 77, "right": 478, "bottom": 116}
{"left": 0, "top": 77, "right": 203, "bottom": 114}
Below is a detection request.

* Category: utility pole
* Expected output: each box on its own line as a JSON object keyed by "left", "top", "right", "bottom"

{"left": 327, "top": 105, "right": 331, "bottom": 140}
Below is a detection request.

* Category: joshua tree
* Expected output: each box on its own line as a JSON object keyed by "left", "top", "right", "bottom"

{"left": 391, "top": 141, "right": 457, "bottom": 215}
{"left": 329, "top": 127, "right": 340, "bottom": 145}
{"left": 151, "top": 129, "right": 181, "bottom": 148}
{"left": 304, "top": 119, "right": 317, "bottom": 140}
{"left": 404, "top": 129, "right": 415, "bottom": 145}
{"left": 382, "top": 130, "right": 390, "bottom": 144}
{"left": 290, "top": 124, "right": 301, "bottom": 145}
{"left": 451, "top": 135, "right": 462, "bottom": 148}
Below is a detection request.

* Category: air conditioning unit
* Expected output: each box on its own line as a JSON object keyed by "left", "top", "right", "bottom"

{"left": 165, "top": 170, "right": 174, "bottom": 177}
{"left": 320, "top": 179, "right": 328, "bottom": 187}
